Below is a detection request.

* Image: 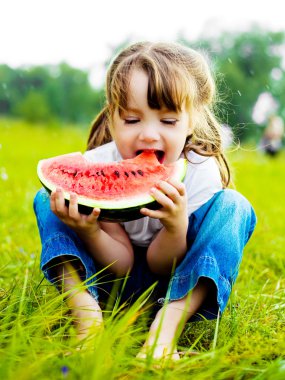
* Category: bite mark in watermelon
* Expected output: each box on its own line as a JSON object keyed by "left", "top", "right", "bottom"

{"left": 37, "top": 151, "right": 187, "bottom": 222}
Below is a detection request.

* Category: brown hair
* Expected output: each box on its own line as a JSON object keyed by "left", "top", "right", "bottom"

{"left": 87, "top": 41, "right": 230, "bottom": 187}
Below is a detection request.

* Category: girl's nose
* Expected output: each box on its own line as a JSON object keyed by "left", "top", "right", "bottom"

{"left": 139, "top": 125, "right": 160, "bottom": 142}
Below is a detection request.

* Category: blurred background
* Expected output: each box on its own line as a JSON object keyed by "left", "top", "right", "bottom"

{"left": 1, "top": 0, "right": 285, "bottom": 148}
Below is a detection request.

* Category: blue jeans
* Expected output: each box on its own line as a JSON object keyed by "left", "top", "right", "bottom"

{"left": 33, "top": 188, "right": 256, "bottom": 320}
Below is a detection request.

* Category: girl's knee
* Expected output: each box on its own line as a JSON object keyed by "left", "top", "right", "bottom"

{"left": 220, "top": 189, "right": 249, "bottom": 208}
{"left": 219, "top": 189, "right": 254, "bottom": 215}
{"left": 219, "top": 189, "right": 257, "bottom": 237}
{"left": 33, "top": 188, "right": 50, "bottom": 213}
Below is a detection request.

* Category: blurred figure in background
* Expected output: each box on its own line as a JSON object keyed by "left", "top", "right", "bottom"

{"left": 221, "top": 124, "right": 234, "bottom": 150}
{"left": 260, "top": 114, "right": 284, "bottom": 157}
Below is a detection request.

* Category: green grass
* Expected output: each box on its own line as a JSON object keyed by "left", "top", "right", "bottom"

{"left": 1, "top": 118, "right": 285, "bottom": 379}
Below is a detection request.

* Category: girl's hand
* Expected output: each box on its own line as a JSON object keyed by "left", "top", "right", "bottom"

{"left": 140, "top": 178, "right": 188, "bottom": 233}
{"left": 50, "top": 188, "right": 101, "bottom": 236}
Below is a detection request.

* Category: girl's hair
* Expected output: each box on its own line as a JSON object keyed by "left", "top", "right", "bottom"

{"left": 87, "top": 41, "right": 230, "bottom": 187}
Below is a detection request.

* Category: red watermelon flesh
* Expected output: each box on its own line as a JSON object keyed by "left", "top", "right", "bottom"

{"left": 37, "top": 150, "right": 187, "bottom": 221}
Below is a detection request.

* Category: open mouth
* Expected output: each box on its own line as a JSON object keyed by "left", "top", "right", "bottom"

{"left": 136, "top": 149, "right": 165, "bottom": 163}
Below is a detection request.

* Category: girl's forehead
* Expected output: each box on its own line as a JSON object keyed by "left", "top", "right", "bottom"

{"left": 127, "top": 69, "right": 148, "bottom": 96}
{"left": 111, "top": 63, "right": 191, "bottom": 113}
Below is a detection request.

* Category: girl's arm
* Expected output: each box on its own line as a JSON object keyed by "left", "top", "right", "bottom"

{"left": 76, "top": 221, "right": 134, "bottom": 276}
{"left": 50, "top": 188, "right": 134, "bottom": 276}
{"left": 140, "top": 178, "right": 189, "bottom": 275}
{"left": 145, "top": 224, "right": 187, "bottom": 275}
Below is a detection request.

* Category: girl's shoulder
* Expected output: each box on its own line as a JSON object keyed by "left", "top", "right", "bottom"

{"left": 183, "top": 151, "right": 223, "bottom": 215}
{"left": 83, "top": 141, "right": 122, "bottom": 163}
{"left": 183, "top": 151, "right": 220, "bottom": 175}
{"left": 184, "top": 150, "right": 216, "bottom": 168}
{"left": 183, "top": 151, "right": 222, "bottom": 190}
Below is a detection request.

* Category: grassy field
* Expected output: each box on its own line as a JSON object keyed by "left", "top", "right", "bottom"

{"left": 0, "top": 118, "right": 285, "bottom": 380}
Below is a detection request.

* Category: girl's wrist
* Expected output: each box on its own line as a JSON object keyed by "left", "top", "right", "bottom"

{"left": 163, "top": 218, "right": 188, "bottom": 235}
{"left": 75, "top": 225, "right": 101, "bottom": 240}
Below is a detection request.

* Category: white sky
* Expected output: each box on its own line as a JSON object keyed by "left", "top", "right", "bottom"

{"left": 1, "top": 0, "right": 285, "bottom": 87}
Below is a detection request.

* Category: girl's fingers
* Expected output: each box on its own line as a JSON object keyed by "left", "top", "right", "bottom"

{"left": 150, "top": 187, "right": 174, "bottom": 208}
{"left": 68, "top": 193, "right": 79, "bottom": 219}
{"left": 165, "top": 178, "right": 186, "bottom": 197}
{"left": 155, "top": 181, "right": 181, "bottom": 203}
{"left": 50, "top": 190, "right": 56, "bottom": 212}
{"left": 86, "top": 208, "right": 101, "bottom": 223}
{"left": 140, "top": 207, "right": 164, "bottom": 219}
{"left": 53, "top": 188, "right": 67, "bottom": 215}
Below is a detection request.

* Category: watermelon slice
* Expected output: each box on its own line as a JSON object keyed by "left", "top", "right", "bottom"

{"left": 37, "top": 151, "right": 187, "bottom": 222}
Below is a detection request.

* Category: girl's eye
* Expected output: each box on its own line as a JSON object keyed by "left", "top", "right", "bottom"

{"left": 124, "top": 118, "right": 139, "bottom": 124}
{"left": 161, "top": 119, "right": 177, "bottom": 125}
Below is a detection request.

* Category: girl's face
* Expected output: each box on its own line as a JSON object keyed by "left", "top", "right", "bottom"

{"left": 111, "top": 69, "right": 191, "bottom": 164}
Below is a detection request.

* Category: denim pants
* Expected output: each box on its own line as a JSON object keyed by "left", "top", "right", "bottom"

{"left": 33, "top": 188, "right": 256, "bottom": 320}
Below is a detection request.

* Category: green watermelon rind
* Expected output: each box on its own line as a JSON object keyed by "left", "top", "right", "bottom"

{"left": 37, "top": 154, "right": 187, "bottom": 222}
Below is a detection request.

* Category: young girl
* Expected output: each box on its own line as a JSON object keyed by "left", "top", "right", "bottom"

{"left": 34, "top": 41, "right": 256, "bottom": 360}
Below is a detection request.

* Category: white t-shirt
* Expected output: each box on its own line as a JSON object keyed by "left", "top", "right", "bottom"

{"left": 84, "top": 141, "right": 223, "bottom": 247}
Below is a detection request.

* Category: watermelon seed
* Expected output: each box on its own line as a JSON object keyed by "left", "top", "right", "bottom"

{"left": 114, "top": 170, "right": 120, "bottom": 178}
{"left": 137, "top": 170, "right": 144, "bottom": 176}
{"left": 131, "top": 171, "right": 136, "bottom": 176}
{"left": 124, "top": 171, "right": 129, "bottom": 177}
{"left": 96, "top": 171, "right": 101, "bottom": 176}
{"left": 101, "top": 170, "right": 105, "bottom": 176}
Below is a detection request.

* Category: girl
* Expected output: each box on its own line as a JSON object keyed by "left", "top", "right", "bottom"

{"left": 34, "top": 41, "right": 256, "bottom": 360}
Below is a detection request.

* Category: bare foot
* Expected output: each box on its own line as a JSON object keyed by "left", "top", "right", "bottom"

{"left": 69, "top": 290, "right": 103, "bottom": 344}
{"left": 137, "top": 345, "right": 180, "bottom": 361}
{"left": 137, "top": 279, "right": 211, "bottom": 361}
{"left": 137, "top": 306, "right": 182, "bottom": 361}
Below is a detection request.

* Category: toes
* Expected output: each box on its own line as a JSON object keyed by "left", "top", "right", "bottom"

{"left": 136, "top": 345, "right": 180, "bottom": 361}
